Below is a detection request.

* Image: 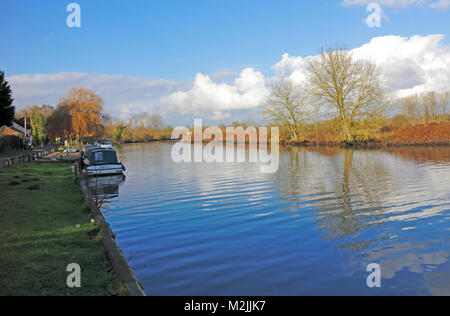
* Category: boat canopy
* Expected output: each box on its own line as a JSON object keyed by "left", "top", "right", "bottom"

{"left": 83, "top": 145, "right": 99, "bottom": 154}
{"left": 87, "top": 149, "right": 119, "bottom": 165}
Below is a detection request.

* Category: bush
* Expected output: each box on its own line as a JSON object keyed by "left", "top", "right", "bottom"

{"left": 0, "top": 135, "right": 25, "bottom": 153}
{"left": 388, "top": 122, "right": 450, "bottom": 144}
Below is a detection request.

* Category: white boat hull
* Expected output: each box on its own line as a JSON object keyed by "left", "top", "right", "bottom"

{"left": 83, "top": 164, "right": 125, "bottom": 176}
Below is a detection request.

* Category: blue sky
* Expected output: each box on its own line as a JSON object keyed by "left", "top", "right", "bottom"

{"left": 2, "top": 0, "right": 449, "bottom": 78}
{"left": 1, "top": 0, "right": 449, "bottom": 124}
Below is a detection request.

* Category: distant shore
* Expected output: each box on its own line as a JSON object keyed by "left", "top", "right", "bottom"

{"left": 282, "top": 139, "right": 450, "bottom": 148}
{"left": 116, "top": 138, "right": 450, "bottom": 148}
{"left": 112, "top": 121, "right": 450, "bottom": 149}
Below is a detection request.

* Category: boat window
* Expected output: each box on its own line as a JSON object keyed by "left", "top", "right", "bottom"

{"left": 95, "top": 152, "right": 103, "bottom": 161}
{"left": 90, "top": 150, "right": 119, "bottom": 164}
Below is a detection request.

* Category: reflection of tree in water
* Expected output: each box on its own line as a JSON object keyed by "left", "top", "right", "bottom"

{"left": 320, "top": 148, "right": 411, "bottom": 253}
{"left": 385, "top": 146, "right": 450, "bottom": 164}
{"left": 87, "top": 175, "right": 126, "bottom": 211}
{"left": 276, "top": 146, "right": 400, "bottom": 249}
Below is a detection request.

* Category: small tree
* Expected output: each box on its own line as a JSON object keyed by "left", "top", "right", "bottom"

{"left": 422, "top": 91, "right": 438, "bottom": 122}
{"left": 401, "top": 94, "right": 420, "bottom": 126}
{"left": 306, "top": 48, "right": 386, "bottom": 143}
{"left": 113, "top": 124, "right": 125, "bottom": 143}
{"left": 263, "top": 79, "right": 308, "bottom": 141}
{"left": 0, "top": 71, "right": 15, "bottom": 127}
{"left": 30, "top": 105, "right": 54, "bottom": 145}
{"left": 439, "top": 91, "right": 449, "bottom": 117}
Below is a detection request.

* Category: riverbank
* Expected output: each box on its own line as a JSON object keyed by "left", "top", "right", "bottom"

{"left": 0, "top": 162, "right": 128, "bottom": 296}
{"left": 283, "top": 121, "right": 450, "bottom": 148}
{"left": 112, "top": 122, "right": 450, "bottom": 148}
{"left": 284, "top": 139, "right": 450, "bottom": 148}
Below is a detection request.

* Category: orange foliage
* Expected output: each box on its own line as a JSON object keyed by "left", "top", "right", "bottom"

{"left": 387, "top": 122, "right": 450, "bottom": 145}
{"left": 58, "top": 87, "right": 104, "bottom": 140}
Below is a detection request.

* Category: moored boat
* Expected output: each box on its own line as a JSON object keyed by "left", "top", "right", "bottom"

{"left": 81, "top": 145, "right": 125, "bottom": 176}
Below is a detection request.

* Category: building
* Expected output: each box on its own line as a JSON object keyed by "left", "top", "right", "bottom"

{"left": 0, "top": 118, "right": 32, "bottom": 146}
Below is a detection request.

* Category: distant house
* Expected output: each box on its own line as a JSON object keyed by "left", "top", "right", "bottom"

{"left": 0, "top": 118, "right": 32, "bottom": 146}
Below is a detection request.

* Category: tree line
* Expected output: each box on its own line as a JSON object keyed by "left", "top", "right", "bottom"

{"left": 15, "top": 87, "right": 106, "bottom": 145}
{"left": 2, "top": 46, "right": 449, "bottom": 148}
{"left": 10, "top": 86, "right": 172, "bottom": 146}
{"left": 399, "top": 91, "right": 449, "bottom": 125}
{"left": 263, "top": 48, "right": 449, "bottom": 144}
{"left": 104, "top": 112, "right": 173, "bottom": 144}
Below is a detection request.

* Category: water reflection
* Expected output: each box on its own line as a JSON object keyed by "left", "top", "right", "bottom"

{"left": 385, "top": 146, "right": 450, "bottom": 164}
{"left": 93, "top": 143, "right": 449, "bottom": 295}
{"left": 277, "top": 147, "right": 395, "bottom": 240}
{"left": 86, "top": 174, "right": 126, "bottom": 210}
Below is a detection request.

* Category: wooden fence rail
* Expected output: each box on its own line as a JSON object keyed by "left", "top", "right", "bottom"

{"left": 0, "top": 148, "right": 57, "bottom": 168}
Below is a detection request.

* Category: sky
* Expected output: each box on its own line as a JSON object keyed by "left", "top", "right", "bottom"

{"left": 1, "top": 0, "right": 450, "bottom": 125}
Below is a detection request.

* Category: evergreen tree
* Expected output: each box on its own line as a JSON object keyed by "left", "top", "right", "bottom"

{"left": 0, "top": 71, "right": 15, "bottom": 126}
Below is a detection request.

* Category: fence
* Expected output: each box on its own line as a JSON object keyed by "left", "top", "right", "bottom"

{"left": 0, "top": 148, "right": 57, "bottom": 168}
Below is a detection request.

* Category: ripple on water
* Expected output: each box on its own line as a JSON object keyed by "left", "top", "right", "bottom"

{"left": 88, "top": 143, "right": 450, "bottom": 295}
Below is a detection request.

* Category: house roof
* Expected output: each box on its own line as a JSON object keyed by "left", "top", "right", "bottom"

{"left": 8, "top": 124, "right": 23, "bottom": 134}
{"left": 13, "top": 117, "right": 31, "bottom": 129}
{"left": 1, "top": 120, "right": 32, "bottom": 137}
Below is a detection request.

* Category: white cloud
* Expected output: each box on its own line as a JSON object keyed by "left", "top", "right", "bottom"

{"left": 271, "top": 54, "right": 308, "bottom": 84}
{"left": 353, "top": 34, "right": 450, "bottom": 96}
{"left": 273, "top": 34, "right": 450, "bottom": 98}
{"left": 8, "top": 34, "right": 450, "bottom": 124}
{"left": 8, "top": 72, "right": 187, "bottom": 121}
{"left": 160, "top": 68, "right": 270, "bottom": 121}
{"left": 429, "top": 0, "right": 450, "bottom": 9}
{"left": 341, "top": 0, "right": 450, "bottom": 10}
{"left": 208, "top": 68, "right": 240, "bottom": 83}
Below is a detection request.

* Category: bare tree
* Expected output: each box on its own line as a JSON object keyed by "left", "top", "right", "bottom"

{"left": 401, "top": 94, "right": 420, "bottom": 125}
{"left": 440, "top": 91, "right": 449, "bottom": 116}
{"left": 422, "top": 91, "right": 438, "bottom": 122}
{"left": 306, "top": 48, "right": 386, "bottom": 143}
{"left": 263, "top": 79, "right": 308, "bottom": 141}
{"left": 149, "top": 114, "right": 164, "bottom": 131}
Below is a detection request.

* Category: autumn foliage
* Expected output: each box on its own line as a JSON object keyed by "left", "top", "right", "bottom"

{"left": 12, "top": 83, "right": 450, "bottom": 147}
{"left": 387, "top": 121, "right": 450, "bottom": 145}
{"left": 46, "top": 87, "right": 104, "bottom": 141}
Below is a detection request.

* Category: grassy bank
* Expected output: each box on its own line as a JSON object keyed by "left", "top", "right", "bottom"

{"left": 0, "top": 162, "right": 127, "bottom": 296}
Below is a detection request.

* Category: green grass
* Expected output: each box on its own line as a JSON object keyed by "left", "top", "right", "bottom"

{"left": 0, "top": 162, "right": 128, "bottom": 296}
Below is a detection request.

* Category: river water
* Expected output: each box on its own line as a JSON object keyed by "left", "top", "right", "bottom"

{"left": 87, "top": 143, "right": 450, "bottom": 295}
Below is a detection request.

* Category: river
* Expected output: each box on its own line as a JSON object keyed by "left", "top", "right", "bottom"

{"left": 87, "top": 142, "right": 450, "bottom": 295}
